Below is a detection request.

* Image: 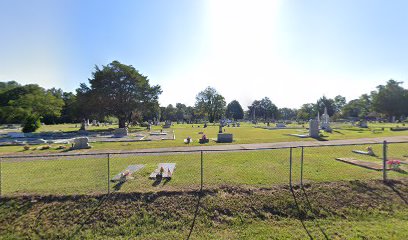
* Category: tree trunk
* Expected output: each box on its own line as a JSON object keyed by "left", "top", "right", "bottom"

{"left": 118, "top": 117, "right": 126, "bottom": 128}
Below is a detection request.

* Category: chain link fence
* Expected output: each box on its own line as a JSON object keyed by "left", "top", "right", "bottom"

{"left": 0, "top": 141, "right": 407, "bottom": 197}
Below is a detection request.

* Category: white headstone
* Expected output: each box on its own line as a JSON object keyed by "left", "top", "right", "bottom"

{"left": 320, "top": 107, "right": 331, "bottom": 130}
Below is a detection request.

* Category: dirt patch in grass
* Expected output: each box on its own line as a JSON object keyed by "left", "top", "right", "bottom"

{"left": 1, "top": 179, "right": 407, "bottom": 239}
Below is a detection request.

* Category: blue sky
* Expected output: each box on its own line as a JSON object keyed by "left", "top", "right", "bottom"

{"left": 1, "top": 0, "right": 407, "bottom": 109}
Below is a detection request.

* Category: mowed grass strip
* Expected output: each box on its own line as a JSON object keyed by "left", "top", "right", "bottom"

{"left": 2, "top": 144, "right": 407, "bottom": 196}
{"left": 1, "top": 122, "right": 408, "bottom": 155}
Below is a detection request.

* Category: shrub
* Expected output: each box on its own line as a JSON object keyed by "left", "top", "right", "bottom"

{"left": 22, "top": 115, "right": 41, "bottom": 133}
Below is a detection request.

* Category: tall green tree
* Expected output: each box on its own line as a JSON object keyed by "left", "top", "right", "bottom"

{"left": 248, "top": 97, "right": 278, "bottom": 121}
{"left": 259, "top": 97, "right": 278, "bottom": 121}
{"left": 195, "top": 87, "right": 226, "bottom": 123}
{"left": 278, "top": 108, "right": 297, "bottom": 120}
{"left": 0, "top": 84, "right": 64, "bottom": 131}
{"left": 297, "top": 103, "right": 316, "bottom": 121}
{"left": 226, "top": 100, "right": 244, "bottom": 120}
{"left": 371, "top": 80, "right": 408, "bottom": 118}
{"left": 162, "top": 104, "right": 177, "bottom": 121}
{"left": 77, "top": 61, "right": 162, "bottom": 128}
{"left": 316, "top": 96, "right": 336, "bottom": 116}
{"left": 175, "top": 103, "right": 187, "bottom": 122}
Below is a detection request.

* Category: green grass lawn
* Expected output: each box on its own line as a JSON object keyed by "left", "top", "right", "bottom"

{"left": 2, "top": 143, "right": 407, "bottom": 196}
{"left": 2, "top": 122, "right": 408, "bottom": 155}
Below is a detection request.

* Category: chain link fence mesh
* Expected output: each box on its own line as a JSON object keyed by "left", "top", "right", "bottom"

{"left": 1, "top": 154, "right": 109, "bottom": 196}
{"left": 109, "top": 152, "right": 201, "bottom": 193}
{"left": 0, "top": 141, "right": 407, "bottom": 197}
{"left": 386, "top": 142, "right": 408, "bottom": 181}
{"left": 301, "top": 143, "right": 386, "bottom": 185}
{"left": 203, "top": 148, "right": 292, "bottom": 190}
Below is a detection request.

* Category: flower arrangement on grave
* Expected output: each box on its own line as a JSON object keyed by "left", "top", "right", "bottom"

{"left": 386, "top": 160, "right": 401, "bottom": 170}
{"left": 156, "top": 166, "right": 165, "bottom": 179}
{"left": 120, "top": 170, "right": 133, "bottom": 181}
{"left": 199, "top": 134, "right": 209, "bottom": 144}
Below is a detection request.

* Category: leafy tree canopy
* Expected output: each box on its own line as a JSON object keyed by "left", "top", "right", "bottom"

{"left": 77, "top": 61, "right": 162, "bottom": 128}
{"left": 226, "top": 100, "right": 244, "bottom": 120}
{"left": 195, "top": 86, "right": 226, "bottom": 123}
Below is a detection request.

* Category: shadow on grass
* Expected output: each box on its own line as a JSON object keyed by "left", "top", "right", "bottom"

{"left": 152, "top": 177, "right": 171, "bottom": 187}
{"left": 311, "top": 136, "right": 329, "bottom": 141}
{"left": 113, "top": 181, "right": 125, "bottom": 191}
{"left": 290, "top": 187, "right": 314, "bottom": 240}
{"left": 385, "top": 180, "right": 408, "bottom": 205}
{"left": 67, "top": 194, "right": 111, "bottom": 240}
{"left": 300, "top": 186, "right": 329, "bottom": 240}
{"left": 186, "top": 191, "right": 203, "bottom": 240}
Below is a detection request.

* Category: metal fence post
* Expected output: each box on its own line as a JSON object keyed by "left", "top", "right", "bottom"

{"left": 108, "top": 153, "right": 111, "bottom": 194}
{"left": 200, "top": 151, "right": 203, "bottom": 192}
{"left": 300, "top": 146, "right": 304, "bottom": 188}
{"left": 383, "top": 141, "right": 387, "bottom": 183}
{"left": 289, "top": 147, "right": 293, "bottom": 188}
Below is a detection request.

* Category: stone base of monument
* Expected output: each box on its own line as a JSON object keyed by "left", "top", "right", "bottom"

{"left": 71, "top": 137, "right": 91, "bottom": 149}
{"left": 113, "top": 128, "right": 128, "bottom": 137}
{"left": 217, "top": 133, "right": 233, "bottom": 143}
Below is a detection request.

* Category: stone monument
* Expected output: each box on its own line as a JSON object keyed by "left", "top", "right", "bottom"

{"left": 309, "top": 119, "right": 319, "bottom": 138}
{"left": 114, "top": 128, "right": 128, "bottom": 137}
{"left": 359, "top": 120, "right": 368, "bottom": 128}
{"left": 72, "top": 137, "right": 91, "bottom": 149}
{"left": 217, "top": 124, "right": 233, "bottom": 142}
{"left": 217, "top": 133, "right": 233, "bottom": 143}
{"left": 163, "top": 121, "right": 171, "bottom": 128}
{"left": 320, "top": 107, "right": 331, "bottom": 132}
{"left": 79, "top": 119, "right": 87, "bottom": 132}
{"left": 276, "top": 123, "right": 286, "bottom": 128}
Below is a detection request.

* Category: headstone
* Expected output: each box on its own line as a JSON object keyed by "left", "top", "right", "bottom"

{"left": 72, "top": 137, "right": 91, "bottom": 149}
{"left": 219, "top": 125, "right": 223, "bottom": 133}
{"left": 320, "top": 107, "right": 331, "bottom": 130}
{"left": 113, "top": 128, "right": 128, "bottom": 137}
{"left": 163, "top": 121, "right": 171, "bottom": 128}
{"left": 237, "top": 122, "right": 240, "bottom": 127}
{"left": 359, "top": 120, "right": 368, "bottom": 128}
{"left": 309, "top": 119, "right": 319, "bottom": 138}
{"left": 79, "top": 119, "right": 87, "bottom": 131}
{"left": 217, "top": 133, "right": 233, "bottom": 143}
{"left": 147, "top": 124, "right": 151, "bottom": 131}
{"left": 276, "top": 123, "right": 286, "bottom": 128}
{"left": 92, "top": 120, "right": 97, "bottom": 126}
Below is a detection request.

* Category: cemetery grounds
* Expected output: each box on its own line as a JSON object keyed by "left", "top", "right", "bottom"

{"left": 0, "top": 122, "right": 407, "bottom": 239}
